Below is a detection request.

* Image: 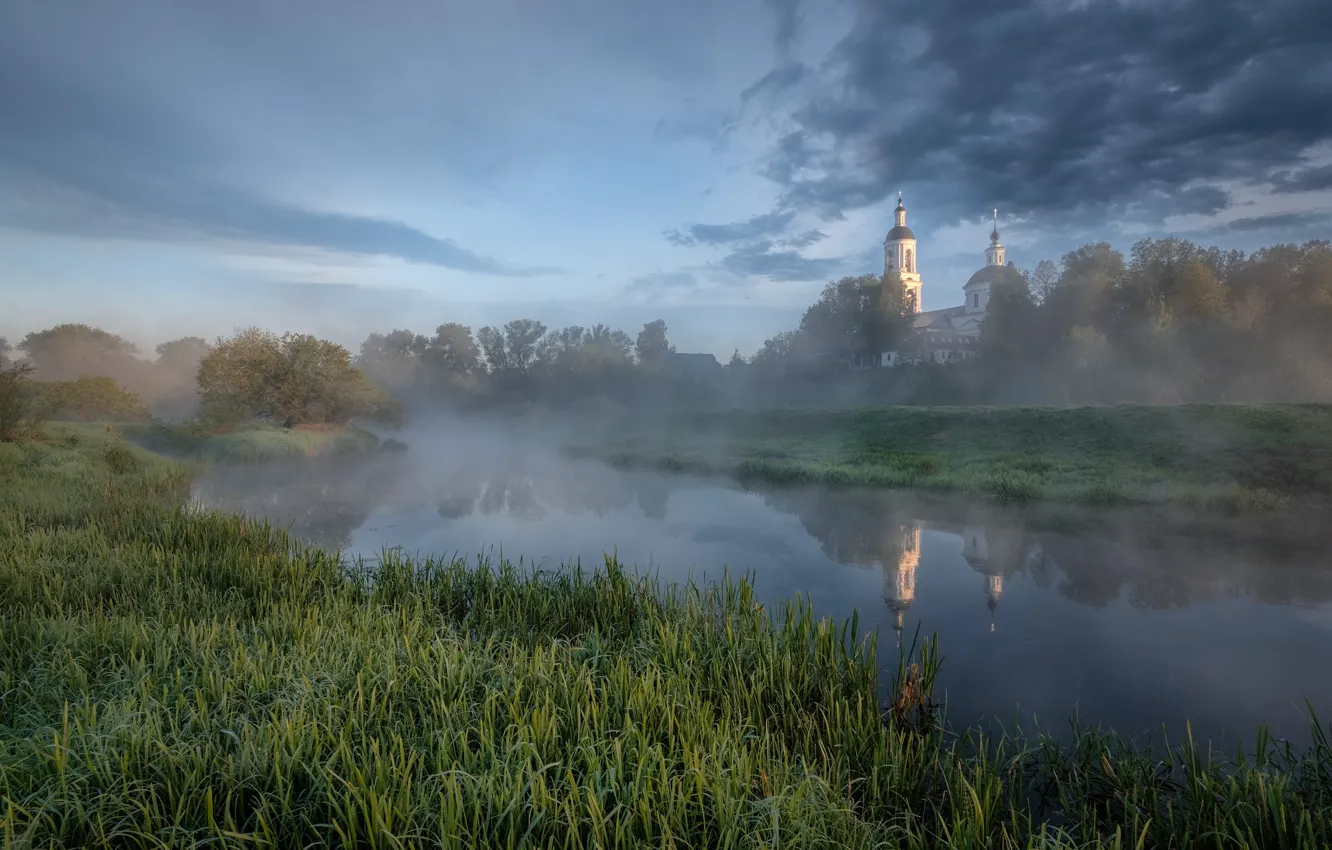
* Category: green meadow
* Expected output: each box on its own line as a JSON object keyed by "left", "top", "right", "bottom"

{"left": 567, "top": 403, "right": 1332, "bottom": 511}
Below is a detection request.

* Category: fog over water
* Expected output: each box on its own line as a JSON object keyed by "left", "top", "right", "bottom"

{"left": 192, "top": 420, "right": 1332, "bottom": 750}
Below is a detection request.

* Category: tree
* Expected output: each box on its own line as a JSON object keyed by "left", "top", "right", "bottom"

{"left": 798, "top": 274, "right": 912, "bottom": 367}
{"left": 421, "top": 323, "right": 481, "bottom": 390}
{"left": 1044, "top": 242, "right": 1125, "bottom": 336}
{"left": 476, "top": 326, "right": 509, "bottom": 374}
{"left": 40, "top": 376, "right": 151, "bottom": 422}
{"left": 979, "top": 268, "right": 1038, "bottom": 369}
{"left": 503, "top": 319, "right": 547, "bottom": 375}
{"left": 153, "top": 336, "right": 212, "bottom": 399}
{"left": 197, "top": 328, "right": 401, "bottom": 427}
{"left": 1024, "top": 259, "right": 1059, "bottom": 304}
{"left": 0, "top": 362, "right": 46, "bottom": 442}
{"left": 750, "top": 330, "right": 805, "bottom": 374}
{"left": 18, "top": 323, "right": 141, "bottom": 381}
{"left": 635, "top": 319, "right": 674, "bottom": 362}
{"left": 1172, "top": 259, "right": 1227, "bottom": 322}
{"left": 357, "top": 329, "right": 428, "bottom": 390}
{"left": 535, "top": 326, "right": 589, "bottom": 368}
{"left": 0, "top": 337, "right": 11, "bottom": 369}
{"left": 474, "top": 319, "right": 546, "bottom": 377}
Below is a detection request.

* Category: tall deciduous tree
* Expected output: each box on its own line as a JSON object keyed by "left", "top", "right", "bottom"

{"left": 198, "top": 328, "right": 401, "bottom": 427}
{"left": 501, "top": 319, "right": 547, "bottom": 375}
{"left": 635, "top": 319, "right": 674, "bottom": 362}
{"left": 357, "top": 329, "right": 429, "bottom": 390}
{"left": 18, "top": 323, "right": 141, "bottom": 381}
{"left": 421, "top": 323, "right": 481, "bottom": 389}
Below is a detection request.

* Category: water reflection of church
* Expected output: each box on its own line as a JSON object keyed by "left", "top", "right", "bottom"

{"left": 883, "top": 522, "right": 1046, "bottom": 645}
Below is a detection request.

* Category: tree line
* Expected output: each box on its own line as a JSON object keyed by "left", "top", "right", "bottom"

{"left": 744, "top": 236, "right": 1332, "bottom": 404}
{"left": 3, "top": 235, "right": 1331, "bottom": 429}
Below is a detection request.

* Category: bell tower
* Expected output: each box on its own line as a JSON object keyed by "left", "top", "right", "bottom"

{"left": 883, "top": 192, "right": 922, "bottom": 313}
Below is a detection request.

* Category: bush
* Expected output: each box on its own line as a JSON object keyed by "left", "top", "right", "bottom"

{"left": 0, "top": 363, "right": 50, "bottom": 442}
{"left": 40, "top": 375, "right": 152, "bottom": 422}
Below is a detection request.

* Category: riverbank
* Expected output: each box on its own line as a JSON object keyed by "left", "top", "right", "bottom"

{"left": 121, "top": 420, "right": 381, "bottom": 463}
{"left": 2, "top": 426, "right": 1330, "bottom": 848}
{"left": 565, "top": 403, "right": 1332, "bottom": 511}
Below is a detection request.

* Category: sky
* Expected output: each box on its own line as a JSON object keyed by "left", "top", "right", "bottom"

{"left": 3, "top": 0, "right": 1331, "bottom": 359}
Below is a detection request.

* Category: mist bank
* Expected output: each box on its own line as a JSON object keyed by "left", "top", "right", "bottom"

{"left": 4, "top": 237, "right": 1332, "bottom": 423}
{"left": 4, "top": 423, "right": 1332, "bottom": 848}
{"left": 564, "top": 404, "right": 1332, "bottom": 511}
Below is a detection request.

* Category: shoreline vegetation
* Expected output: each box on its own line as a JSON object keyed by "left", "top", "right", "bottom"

{"left": 1, "top": 425, "right": 1331, "bottom": 847}
{"left": 120, "top": 421, "right": 383, "bottom": 464}
{"left": 565, "top": 403, "right": 1332, "bottom": 511}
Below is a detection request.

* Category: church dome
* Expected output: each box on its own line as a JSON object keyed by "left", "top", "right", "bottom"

{"left": 964, "top": 264, "right": 1015, "bottom": 288}
{"left": 884, "top": 225, "right": 916, "bottom": 242}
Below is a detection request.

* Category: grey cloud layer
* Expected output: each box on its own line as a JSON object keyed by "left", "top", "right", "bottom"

{"left": 668, "top": 0, "right": 1332, "bottom": 281}
{"left": 776, "top": 0, "right": 1332, "bottom": 221}
{"left": 0, "top": 52, "right": 558, "bottom": 276}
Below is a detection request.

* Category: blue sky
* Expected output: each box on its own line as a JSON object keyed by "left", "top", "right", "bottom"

{"left": 3, "top": 0, "right": 1331, "bottom": 359}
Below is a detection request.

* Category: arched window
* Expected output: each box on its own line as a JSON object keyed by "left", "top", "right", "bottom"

{"left": 905, "top": 248, "right": 913, "bottom": 272}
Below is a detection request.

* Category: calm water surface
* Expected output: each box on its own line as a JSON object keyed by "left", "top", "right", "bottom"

{"left": 194, "top": 440, "right": 1332, "bottom": 749}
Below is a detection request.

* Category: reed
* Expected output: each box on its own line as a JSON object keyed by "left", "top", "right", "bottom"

{"left": 2, "top": 425, "right": 1330, "bottom": 848}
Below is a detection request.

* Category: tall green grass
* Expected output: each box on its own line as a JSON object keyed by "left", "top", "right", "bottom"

{"left": 2, "top": 426, "right": 1331, "bottom": 847}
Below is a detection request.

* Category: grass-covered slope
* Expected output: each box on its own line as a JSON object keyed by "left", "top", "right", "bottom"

{"left": 122, "top": 421, "right": 381, "bottom": 463}
{"left": 569, "top": 403, "right": 1332, "bottom": 510}
{"left": 3, "top": 427, "right": 1332, "bottom": 847}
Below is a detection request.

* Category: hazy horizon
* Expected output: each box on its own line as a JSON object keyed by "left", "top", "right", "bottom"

{"left": 3, "top": 0, "right": 1331, "bottom": 359}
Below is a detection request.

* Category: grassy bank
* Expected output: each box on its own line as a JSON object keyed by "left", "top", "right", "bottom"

{"left": 567, "top": 403, "right": 1332, "bottom": 510}
{"left": 121, "top": 420, "right": 381, "bottom": 463}
{"left": 3, "top": 428, "right": 1331, "bottom": 848}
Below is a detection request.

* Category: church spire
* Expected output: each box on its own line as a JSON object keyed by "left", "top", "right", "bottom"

{"left": 984, "top": 208, "right": 1005, "bottom": 267}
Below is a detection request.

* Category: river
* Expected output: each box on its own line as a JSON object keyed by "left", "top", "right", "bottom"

{"left": 192, "top": 435, "right": 1332, "bottom": 750}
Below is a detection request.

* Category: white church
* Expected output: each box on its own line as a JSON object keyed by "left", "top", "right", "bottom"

{"left": 877, "top": 193, "right": 1018, "bottom": 367}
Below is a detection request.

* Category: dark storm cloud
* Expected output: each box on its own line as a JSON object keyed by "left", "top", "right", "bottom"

{"left": 1270, "top": 165, "right": 1332, "bottom": 194}
{"left": 766, "top": 0, "right": 1332, "bottom": 223}
{"left": 740, "top": 61, "right": 809, "bottom": 103}
{"left": 1214, "top": 211, "right": 1332, "bottom": 233}
{"left": 0, "top": 33, "right": 554, "bottom": 276}
{"left": 764, "top": 0, "right": 802, "bottom": 56}
{"left": 664, "top": 209, "right": 842, "bottom": 280}
{"left": 783, "top": 228, "right": 826, "bottom": 248}
{"left": 664, "top": 210, "right": 797, "bottom": 247}
{"left": 718, "top": 241, "right": 845, "bottom": 281}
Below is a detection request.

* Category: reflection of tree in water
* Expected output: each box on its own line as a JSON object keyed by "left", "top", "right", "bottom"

{"left": 432, "top": 466, "right": 638, "bottom": 522}
{"left": 633, "top": 476, "right": 672, "bottom": 520}
{"left": 194, "top": 462, "right": 386, "bottom": 551}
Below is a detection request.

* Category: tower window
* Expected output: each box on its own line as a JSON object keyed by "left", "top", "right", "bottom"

{"left": 905, "top": 248, "right": 913, "bottom": 272}
{"left": 973, "top": 293, "right": 979, "bottom": 307}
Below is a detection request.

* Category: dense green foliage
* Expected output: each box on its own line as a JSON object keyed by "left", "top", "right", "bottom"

{"left": 38, "top": 375, "right": 151, "bottom": 422}
{"left": 1, "top": 428, "right": 1331, "bottom": 847}
{"left": 0, "top": 363, "right": 48, "bottom": 442}
{"left": 570, "top": 404, "right": 1332, "bottom": 510}
{"left": 197, "top": 328, "right": 403, "bottom": 428}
